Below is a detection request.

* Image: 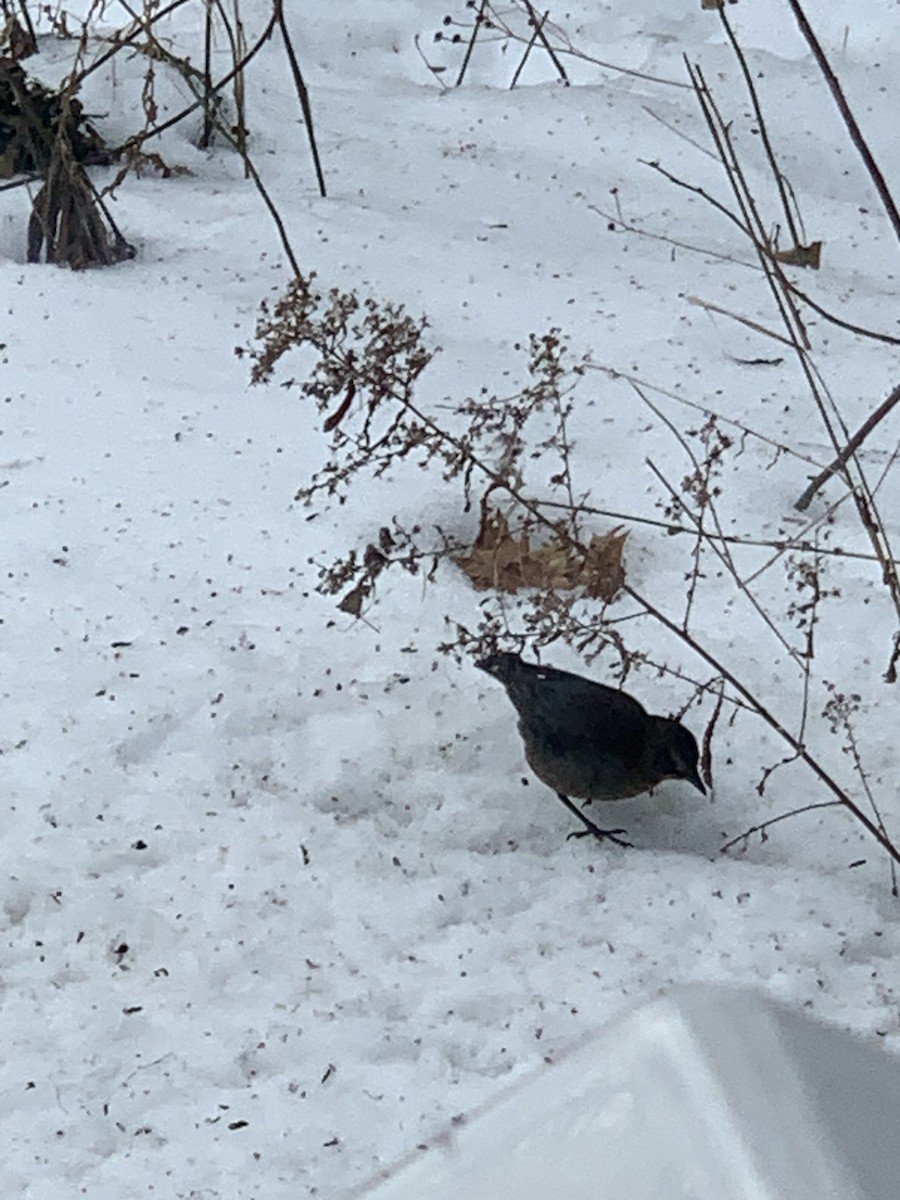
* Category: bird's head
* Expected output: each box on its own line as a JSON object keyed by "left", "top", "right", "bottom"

{"left": 650, "top": 718, "right": 706, "bottom": 794}
{"left": 474, "top": 651, "right": 521, "bottom": 684}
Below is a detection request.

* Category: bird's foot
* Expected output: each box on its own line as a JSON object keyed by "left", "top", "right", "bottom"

{"left": 554, "top": 793, "right": 633, "bottom": 849}
{"left": 566, "top": 826, "right": 633, "bottom": 849}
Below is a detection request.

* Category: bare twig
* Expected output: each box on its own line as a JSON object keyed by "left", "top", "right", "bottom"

{"left": 685, "top": 59, "right": 811, "bottom": 352}
{"left": 644, "top": 458, "right": 803, "bottom": 667}
{"left": 437, "top": 1, "right": 688, "bottom": 90}
{"left": 455, "top": 0, "right": 487, "bottom": 88}
{"left": 519, "top": 0, "right": 569, "bottom": 84}
{"left": 588, "top": 200, "right": 757, "bottom": 269}
{"left": 795, "top": 383, "right": 900, "bottom": 511}
{"left": 509, "top": 6, "right": 545, "bottom": 89}
{"left": 275, "top": 1, "right": 326, "bottom": 198}
{"left": 685, "top": 295, "right": 798, "bottom": 347}
{"left": 481, "top": 1, "right": 689, "bottom": 90}
{"left": 110, "top": 4, "right": 279, "bottom": 155}
{"left": 717, "top": 6, "right": 803, "bottom": 248}
{"left": 841, "top": 712, "right": 897, "bottom": 895}
{"left": 720, "top": 802, "right": 843, "bottom": 855}
{"left": 680, "top": 58, "right": 900, "bottom": 658}
{"left": 784, "top": 0, "right": 900, "bottom": 248}
{"left": 249, "top": 291, "right": 900, "bottom": 868}
{"left": 200, "top": 0, "right": 214, "bottom": 149}
{"left": 413, "top": 34, "right": 451, "bottom": 90}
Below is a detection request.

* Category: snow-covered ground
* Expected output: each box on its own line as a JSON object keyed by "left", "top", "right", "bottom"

{"left": 2, "top": 3, "right": 899, "bottom": 1196}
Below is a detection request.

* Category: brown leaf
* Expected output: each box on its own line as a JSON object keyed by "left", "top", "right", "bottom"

{"left": 338, "top": 580, "right": 368, "bottom": 617}
{"left": 773, "top": 241, "right": 822, "bottom": 269}
{"left": 583, "top": 529, "right": 628, "bottom": 601}
{"left": 454, "top": 505, "right": 627, "bottom": 600}
{"left": 323, "top": 381, "right": 357, "bottom": 432}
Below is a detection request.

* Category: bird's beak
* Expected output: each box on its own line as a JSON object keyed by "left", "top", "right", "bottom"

{"left": 687, "top": 766, "right": 707, "bottom": 795}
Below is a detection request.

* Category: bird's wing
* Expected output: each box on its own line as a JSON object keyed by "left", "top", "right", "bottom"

{"left": 522, "top": 676, "right": 649, "bottom": 769}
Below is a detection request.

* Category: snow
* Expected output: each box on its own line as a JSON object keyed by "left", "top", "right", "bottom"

{"left": 361, "top": 986, "right": 900, "bottom": 1200}
{"left": 1, "top": 2, "right": 899, "bottom": 1197}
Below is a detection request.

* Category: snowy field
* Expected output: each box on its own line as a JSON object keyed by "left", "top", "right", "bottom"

{"left": 2, "top": 2, "right": 900, "bottom": 1196}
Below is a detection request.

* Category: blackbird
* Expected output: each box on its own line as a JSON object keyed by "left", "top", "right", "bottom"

{"left": 476, "top": 651, "right": 706, "bottom": 847}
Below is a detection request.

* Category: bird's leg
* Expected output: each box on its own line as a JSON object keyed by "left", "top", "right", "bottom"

{"left": 556, "top": 793, "right": 633, "bottom": 849}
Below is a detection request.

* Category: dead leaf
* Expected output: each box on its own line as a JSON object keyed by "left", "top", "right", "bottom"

{"left": 773, "top": 241, "right": 822, "bottom": 269}
{"left": 454, "top": 503, "right": 627, "bottom": 601}
{"left": 324, "top": 381, "right": 356, "bottom": 432}
{"left": 337, "top": 580, "right": 368, "bottom": 617}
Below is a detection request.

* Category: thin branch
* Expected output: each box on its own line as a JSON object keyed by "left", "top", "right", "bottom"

{"left": 275, "top": 1, "right": 326, "bottom": 198}
{"left": 685, "top": 59, "right": 811, "bottom": 352}
{"left": 519, "top": 0, "right": 569, "bottom": 84}
{"left": 588, "top": 200, "right": 757, "bottom": 269}
{"left": 110, "top": 5, "right": 279, "bottom": 155}
{"left": 200, "top": 0, "right": 214, "bottom": 149}
{"left": 482, "top": 1, "right": 689, "bottom": 90}
{"left": 795, "top": 383, "right": 900, "bottom": 511}
{"left": 639, "top": 156, "right": 753, "bottom": 240}
{"left": 413, "top": 34, "right": 451, "bottom": 90}
{"left": 781, "top": 278, "right": 900, "bottom": 347}
{"left": 455, "top": 0, "right": 487, "bottom": 87}
{"left": 686, "top": 295, "right": 798, "bottom": 347}
{"left": 644, "top": 458, "right": 803, "bottom": 666}
{"left": 584, "top": 360, "right": 824, "bottom": 468}
{"left": 509, "top": 6, "right": 545, "bottom": 89}
{"left": 784, "top": 0, "right": 900, "bottom": 248}
{"left": 312, "top": 334, "right": 900, "bottom": 863}
{"left": 70, "top": 0, "right": 194, "bottom": 88}
{"left": 622, "top": 580, "right": 899, "bottom": 864}
{"left": 683, "top": 58, "right": 900, "bottom": 644}
{"left": 717, "top": 5, "right": 802, "bottom": 246}
{"left": 720, "top": 802, "right": 843, "bottom": 854}
{"left": 641, "top": 104, "right": 717, "bottom": 159}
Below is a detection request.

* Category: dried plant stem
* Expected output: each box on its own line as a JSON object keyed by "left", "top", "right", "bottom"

{"left": 720, "top": 802, "right": 843, "bottom": 855}
{"left": 596, "top": 191, "right": 900, "bottom": 346}
{"left": 13, "top": 0, "right": 37, "bottom": 50}
{"left": 230, "top": 0, "right": 248, "bottom": 168}
{"left": 585, "top": 361, "right": 821, "bottom": 467}
{"left": 685, "top": 60, "right": 811, "bottom": 352}
{"left": 455, "top": 0, "right": 488, "bottom": 87}
{"left": 275, "top": 2, "right": 326, "bottom": 198}
{"left": 200, "top": 0, "right": 214, "bottom": 149}
{"left": 272, "top": 315, "right": 900, "bottom": 865}
{"left": 784, "top": 0, "right": 900, "bottom": 248}
{"left": 204, "top": 1, "right": 248, "bottom": 164}
{"left": 519, "top": 0, "right": 568, "bottom": 84}
{"left": 644, "top": 459, "right": 801, "bottom": 667}
{"left": 681, "top": 59, "right": 900, "bottom": 660}
{"left": 796, "top": 383, "right": 900, "bottom": 512}
{"left": 232, "top": 144, "right": 300, "bottom": 277}
{"left": 685, "top": 295, "right": 797, "bottom": 347}
{"left": 478, "top": 2, "right": 689, "bottom": 90}
{"left": 680, "top": 31, "right": 900, "bottom": 545}
{"left": 590, "top": 199, "right": 756, "bottom": 269}
{"left": 843, "top": 719, "right": 897, "bottom": 893}
{"left": 413, "top": 33, "right": 451, "bottom": 90}
{"left": 509, "top": 7, "right": 545, "bottom": 89}
{"left": 623, "top": 583, "right": 899, "bottom": 865}
{"left": 98, "top": 1, "right": 300, "bottom": 271}
{"left": 779, "top": 282, "right": 900, "bottom": 347}
{"left": 111, "top": 4, "right": 278, "bottom": 154}
{"left": 76, "top": 0, "right": 194, "bottom": 88}
{"left": 716, "top": 5, "right": 803, "bottom": 247}
{"left": 544, "top": 497, "right": 887, "bottom": 568}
